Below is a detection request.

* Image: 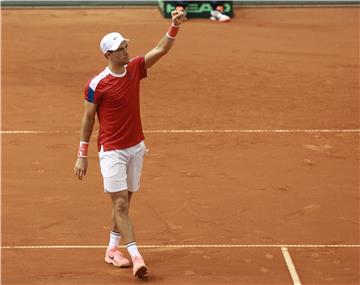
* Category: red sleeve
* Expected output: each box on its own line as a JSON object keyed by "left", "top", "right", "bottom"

{"left": 84, "top": 80, "right": 103, "bottom": 104}
{"left": 138, "top": 56, "right": 147, "bottom": 79}
{"left": 129, "top": 56, "right": 147, "bottom": 80}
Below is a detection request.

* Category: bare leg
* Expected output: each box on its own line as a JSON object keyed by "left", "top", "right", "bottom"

{"left": 112, "top": 191, "right": 133, "bottom": 233}
{"left": 109, "top": 190, "right": 147, "bottom": 277}
{"left": 128, "top": 191, "right": 133, "bottom": 205}
{"left": 110, "top": 190, "right": 136, "bottom": 244}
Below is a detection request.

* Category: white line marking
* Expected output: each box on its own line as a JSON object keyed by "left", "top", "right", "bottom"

{"left": 0, "top": 130, "right": 66, "bottom": 134}
{"left": 145, "top": 129, "right": 360, "bottom": 134}
{"left": 1, "top": 244, "right": 359, "bottom": 249}
{"left": 281, "top": 247, "right": 302, "bottom": 285}
{"left": 1, "top": 129, "right": 360, "bottom": 134}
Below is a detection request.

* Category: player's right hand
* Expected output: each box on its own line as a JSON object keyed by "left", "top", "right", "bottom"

{"left": 74, "top": 157, "right": 88, "bottom": 180}
{"left": 171, "top": 10, "right": 185, "bottom": 26}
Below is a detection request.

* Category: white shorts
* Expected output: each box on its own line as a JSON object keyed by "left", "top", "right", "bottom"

{"left": 98, "top": 141, "right": 146, "bottom": 193}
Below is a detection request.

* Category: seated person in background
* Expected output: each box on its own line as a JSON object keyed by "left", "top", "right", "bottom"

{"left": 174, "top": 1, "right": 230, "bottom": 22}
{"left": 210, "top": 1, "right": 231, "bottom": 22}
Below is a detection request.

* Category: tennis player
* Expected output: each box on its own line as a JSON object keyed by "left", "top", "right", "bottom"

{"left": 74, "top": 10, "right": 185, "bottom": 278}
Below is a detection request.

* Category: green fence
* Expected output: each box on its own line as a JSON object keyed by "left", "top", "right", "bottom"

{"left": 1, "top": 0, "right": 359, "bottom": 7}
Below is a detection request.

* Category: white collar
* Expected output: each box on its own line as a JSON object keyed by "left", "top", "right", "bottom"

{"left": 106, "top": 66, "right": 127, "bottom": 77}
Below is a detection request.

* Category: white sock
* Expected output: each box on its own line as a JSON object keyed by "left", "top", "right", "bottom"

{"left": 108, "top": 231, "right": 121, "bottom": 249}
{"left": 125, "top": 241, "right": 141, "bottom": 258}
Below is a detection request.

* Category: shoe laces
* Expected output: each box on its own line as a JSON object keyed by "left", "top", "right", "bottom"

{"left": 107, "top": 247, "right": 121, "bottom": 257}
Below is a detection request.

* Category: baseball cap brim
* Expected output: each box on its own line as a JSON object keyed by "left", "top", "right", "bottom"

{"left": 106, "top": 38, "right": 130, "bottom": 53}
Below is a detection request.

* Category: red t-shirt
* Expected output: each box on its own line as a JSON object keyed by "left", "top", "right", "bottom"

{"left": 84, "top": 56, "right": 147, "bottom": 151}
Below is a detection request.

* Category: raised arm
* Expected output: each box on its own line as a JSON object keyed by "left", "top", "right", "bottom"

{"left": 74, "top": 100, "right": 97, "bottom": 180}
{"left": 144, "top": 10, "right": 185, "bottom": 69}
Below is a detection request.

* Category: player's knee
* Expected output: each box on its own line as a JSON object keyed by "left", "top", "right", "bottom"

{"left": 113, "top": 197, "right": 129, "bottom": 214}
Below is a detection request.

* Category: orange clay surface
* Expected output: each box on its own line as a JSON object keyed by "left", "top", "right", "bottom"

{"left": 2, "top": 6, "right": 359, "bottom": 285}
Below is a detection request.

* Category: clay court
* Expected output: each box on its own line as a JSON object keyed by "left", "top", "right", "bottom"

{"left": 1, "top": 4, "right": 359, "bottom": 285}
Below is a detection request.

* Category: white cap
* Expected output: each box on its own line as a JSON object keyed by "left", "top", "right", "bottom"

{"left": 100, "top": 32, "right": 129, "bottom": 54}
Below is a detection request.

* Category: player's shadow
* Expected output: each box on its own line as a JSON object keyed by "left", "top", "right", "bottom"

{"left": 135, "top": 274, "right": 164, "bottom": 283}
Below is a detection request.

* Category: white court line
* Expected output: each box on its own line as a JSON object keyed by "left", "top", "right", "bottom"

{"left": 1, "top": 129, "right": 360, "bottom": 134}
{"left": 145, "top": 129, "right": 360, "bottom": 134}
{"left": 281, "top": 247, "right": 302, "bottom": 285}
{"left": 1, "top": 244, "right": 360, "bottom": 249}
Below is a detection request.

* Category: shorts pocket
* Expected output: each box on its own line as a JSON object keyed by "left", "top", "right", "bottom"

{"left": 135, "top": 141, "right": 146, "bottom": 156}
{"left": 99, "top": 151, "right": 121, "bottom": 178}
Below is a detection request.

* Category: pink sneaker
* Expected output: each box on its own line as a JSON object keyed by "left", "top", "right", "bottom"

{"left": 132, "top": 255, "right": 148, "bottom": 278}
{"left": 105, "top": 247, "right": 131, "bottom": 268}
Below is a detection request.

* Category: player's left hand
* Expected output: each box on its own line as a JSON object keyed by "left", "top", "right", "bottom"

{"left": 171, "top": 10, "right": 185, "bottom": 26}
